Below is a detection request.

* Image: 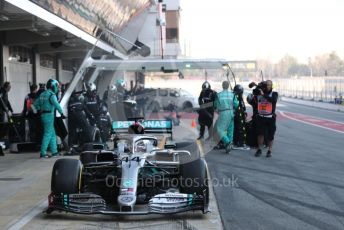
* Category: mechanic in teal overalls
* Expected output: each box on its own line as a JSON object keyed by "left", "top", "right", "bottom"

{"left": 214, "top": 81, "right": 239, "bottom": 153}
{"left": 33, "top": 79, "right": 65, "bottom": 158}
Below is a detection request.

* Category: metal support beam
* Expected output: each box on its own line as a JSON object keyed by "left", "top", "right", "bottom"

{"left": 5, "top": 0, "right": 129, "bottom": 60}
{"left": 0, "top": 20, "right": 33, "bottom": 31}
{"left": 88, "top": 58, "right": 228, "bottom": 71}
{"left": 5, "top": 30, "right": 66, "bottom": 46}
{"left": 54, "top": 55, "right": 61, "bottom": 81}
{"left": 0, "top": 32, "right": 9, "bottom": 85}
{"left": 31, "top": 47, "right": 38, "bottom": 85}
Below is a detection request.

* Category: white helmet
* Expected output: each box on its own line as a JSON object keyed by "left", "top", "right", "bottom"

{"left": 109, "top": 84, "right": 117, "bottom": 92}
{"left": 87, "top": 82, "right": 96, "bottom": 92}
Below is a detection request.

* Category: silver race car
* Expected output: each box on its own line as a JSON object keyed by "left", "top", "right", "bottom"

{"left": 46, "top": 119, "right": 209, "bottom": 215}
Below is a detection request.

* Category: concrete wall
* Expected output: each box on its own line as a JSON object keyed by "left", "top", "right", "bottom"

{"left": 38, "top": 66, "right": 55, "bottom": 84}
{"left": 8, "top": 62, "right": 32, "bottom": 112}
{"left": 5, "top": 57, "right": 75, "bottom": 112}
{"left": 60, "top": 70, "right": 73, "bottom": 84}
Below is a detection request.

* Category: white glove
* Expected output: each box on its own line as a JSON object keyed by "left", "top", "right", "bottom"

{"left": 31, "top": 105, "right": 37, "bottom": 114}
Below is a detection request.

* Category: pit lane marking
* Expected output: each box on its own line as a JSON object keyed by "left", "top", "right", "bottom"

{"left": 279, "top": 111, "right": 344, "bottom": 134}
{"left": 6, "top": 199, "right": 47, "bottom": 230}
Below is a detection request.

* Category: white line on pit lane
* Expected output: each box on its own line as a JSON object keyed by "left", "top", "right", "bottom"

{"left": 279, "top": 111, "right": 344, "bottom": 134}
{"left": 279, "top": 110, "right": 344, "bottom": 124}
{"left": 6, "top": 199, "right": 47, "bottom": 230}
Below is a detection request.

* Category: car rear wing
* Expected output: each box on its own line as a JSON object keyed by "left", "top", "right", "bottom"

{"left": 112, "top": 120, "right": 173, "bottom": 139}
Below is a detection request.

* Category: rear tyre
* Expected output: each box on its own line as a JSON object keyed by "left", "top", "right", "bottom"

{"left": 51, "top": 159, "right": 82, "bottom": 194}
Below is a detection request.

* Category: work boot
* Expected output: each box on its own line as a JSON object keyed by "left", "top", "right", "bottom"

{"left": 213, "top": 142, "right": 225, "bottom": 150}
{"left": 40, "top": 155, "right": 49, "bottom": 159}
{"left": 197, "top": 136, "right": 204, "bottom": 140}
{"left": 225, "top": 143, "right": 233, "bottom": 153}
{"left": 255, "top": 149, "right": 262, "bottom": 157}
{"left": 266, "top": 150, "right": 272, "bottom": 158}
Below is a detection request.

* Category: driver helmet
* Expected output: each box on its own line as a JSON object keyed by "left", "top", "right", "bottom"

{"left": 109, "top": 84, "right": 117, "bottom": 92}
{"left": 233, "top": 84, "right": 244, "bottom": 95}
{"left": 128, "top": 122, "right": 145, "bottom": 134}
{"left": 246, "top": 93, "right": 254, "bottom": 104}
{"left": 87, "top": 82, "right": 96, "bottom": 92}
{"left": 86, "top": 82, "right": 97, "bottom": 97}
{"left": 202, "top": 81, "right": 211, "bottom": 90}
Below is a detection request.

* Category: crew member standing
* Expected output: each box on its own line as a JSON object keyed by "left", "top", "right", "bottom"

{"left": 84, "top": 82, "right": 101, "bottom": 126}
{"left": 98, "top": 103, "right": 112, "bottom": 145}
{"left": 214, "top": 81, "right": 239, "bottom": 153}
{"left": 233, "top": 84, "right": 249, "bottom": 149}
{"left": 68, "top": 92, "right": 92, "bottom": 147}
{"left": 197, "top": 81, "right": 216, "bottom": 140}
{"left": 33, "top": 79, "right": 65, "bottom": 158}
{"left": 22, "top": 84, "right": 38, "bottom": 142}
{"left": 255, "top": 80, "right": 278, "bottom": 158}
{"left": 0, "top": 82, "right": 13, "bottom": 123}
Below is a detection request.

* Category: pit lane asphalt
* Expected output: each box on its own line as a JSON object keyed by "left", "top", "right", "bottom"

{"left": 0, "top": 120, "right": 222, "bottom": 230}
{"left": 205, "top": 101, "right": 344, "bottom": 230}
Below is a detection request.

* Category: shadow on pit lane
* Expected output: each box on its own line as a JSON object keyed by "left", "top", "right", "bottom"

{"left": 39, "top": 211, "right": 205, "bottom": 222}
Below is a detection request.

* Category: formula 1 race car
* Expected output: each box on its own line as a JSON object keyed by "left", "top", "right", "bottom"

{"left": 46, "top": 119, "right": 209, "bottom": 215}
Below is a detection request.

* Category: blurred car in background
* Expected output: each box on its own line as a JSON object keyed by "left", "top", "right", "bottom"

{"left": 137, "top": 88, "right": 199, "bottom": 112}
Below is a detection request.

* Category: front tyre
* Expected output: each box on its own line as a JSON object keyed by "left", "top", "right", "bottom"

{"left": 179, "top": 158, "right": 209, "bottom": 206}
{"left": 51, "top": 159, "right": 82, "bottom": 194}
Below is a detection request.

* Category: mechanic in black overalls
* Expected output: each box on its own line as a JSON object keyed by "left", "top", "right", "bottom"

{"left": 233, "top": 84, "right": 249, "bottom": 149}
{"left": 197, "top": 81, "right": 216, "bottom": 140}
{"left": 84, "top": 82, "right": 101, "bottom": 126}
{"left": 67, "top": 93, "right": 93, "bottom": 146}
{"left": 97, "top": 103, "right": 112, "bottom": 144}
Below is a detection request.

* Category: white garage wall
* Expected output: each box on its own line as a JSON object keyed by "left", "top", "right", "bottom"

{"left": 8, "top": 61, "right": 32, "bottom": 113}
{"left": 60, "top": 70, "right": 73, "bottom": 84}
{"left": 38, "top": 66, "right": 55, "bottom": 84}
{"left": 7, "top": 63, "right": 73, "bottom": 113}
